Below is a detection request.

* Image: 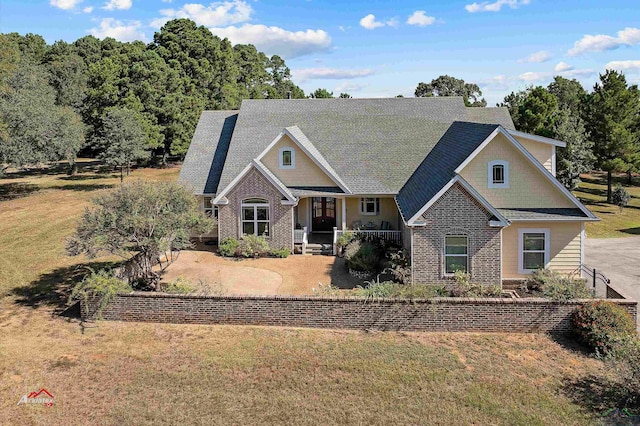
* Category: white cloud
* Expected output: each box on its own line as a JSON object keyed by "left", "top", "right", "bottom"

{"left": 209, "top": 24, "right": 331, "bottom": 59}
{"left": 518, "top": 71, "right": 549, "bottom": 82}
{"left": 518, "top": 50, "right": 551, "bottom": 63}
{"left": 50, "top": 0, "right": 83, "bottom": 10}
{"left": 568, "top": 27, "right": 640, "bottom": 56}
{"left": 407, "top": 10, "right": 436, "bottom": 27}
{"left": 88, "top": 18, "right": 146, "bottom": 42}
{"left": 560, "top": 68, "right": 595, "bottom": 78}
{"left": 554, "top": 61, "right": 573, "bottom": 72}
{"left": 103, "top": 0, "right": 132, "bottom": 10}
{"left": 151, "top": 1, "right": 252, "bottom": 28}
{"left": 605, "top": 60, "right": 640, "bottom": 73}
{"left": 83, "top": 6, "right": 93, "bottom": 13}
{"left": 335, "top": 82, "right": 366, "bottom": 93}
{"left": 465, "top": 0, "right": 530, "bottom": 13}
{"left": 292, "top": 67, "right": 374, "bottom": 82}
{"left": 359, "top": 14, "right": 385, "bottom": 30}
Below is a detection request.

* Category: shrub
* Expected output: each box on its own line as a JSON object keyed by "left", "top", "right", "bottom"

{"left": 354, "top": 279, "right": 396, "bottom": 298}
{"left": 612, "top": 184, "right": 631, "bottom": 212}
{"left": 312, "top": 282, "right": 341, "bottom": 297}
{"left": 526, "top": 269, "right": 592, "bottom": 300}
{"left": 162, "top": 277, "right": 194, "bottom": 294}
{"left": 269, "top": 247, "right": 290, "bottom": 258}
{"left": 450, "top": 271, "right": 502, "bottom": 297}
{"left": 345, "top": 241, "right": 382, "bottom": 272}
{"left": 219, "top": 238, "right": 239, "bottom": 257}
{"left": 394, "top": 284, "right": 448, "bottom": 299}
{"left": 609, "top": 335, "right": 640, "bottom": 405}
{"left": 336, "top": 231, "right": 354, "bottom": 249}
{"left": 386, "top": 249, "right": 411, "bottom": 284}
{"left": 572, "top": 301, "right": 637, "bottom": 356}
{"left": 69, "top": 270, "right": 132, "bottom": 319}
{"left": 238, "top": 234, "right": 270, "bottom": 258}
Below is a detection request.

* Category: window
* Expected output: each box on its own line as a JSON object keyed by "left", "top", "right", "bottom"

{"left": 518, "top": 229, "right": 550, "bottom": 273}
{"left": 203, "top": 196, "right": 218, "bottom": 220}
{"left": 445, "top": 235, "right": 468, "bottom": 274}
{"left": 241, "top": 198, "right": 270, "bottom": 236}
{"left": 488, "top": 160, "right": 509, "bottom": 188}
{"left": 359, "top": 197, "right": 380, "bottom": 215}
{"left": 279, "top": 147, "right": 295, "bottom": 169}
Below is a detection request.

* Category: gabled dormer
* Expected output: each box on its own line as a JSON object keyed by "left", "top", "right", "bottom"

{"left": 256, "top": 126, "right": 351, "bottom": 193}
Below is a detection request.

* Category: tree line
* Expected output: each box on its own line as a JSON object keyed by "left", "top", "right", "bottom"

{"left": 500, "top": 71, "right": 639, "bottom": 201}
{"left": 0, "top": 18, "right": 305, "bottom": 176}
{"left": 412, "top": 73, "right": 640, "bottom": 202}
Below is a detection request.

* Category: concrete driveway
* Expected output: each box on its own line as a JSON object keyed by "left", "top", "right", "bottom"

{"left": 585, "top": 236, "right": 640, "bottom": 304}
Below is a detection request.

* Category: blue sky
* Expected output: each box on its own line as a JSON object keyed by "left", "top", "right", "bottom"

{"left": 2, "top": 0, "right": 639, "bottom": 104}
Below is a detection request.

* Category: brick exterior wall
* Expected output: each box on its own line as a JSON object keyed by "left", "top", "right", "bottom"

{"left": 411, "top": 183, "right": 501, "bottom": 286}
{"left": 218, "top": 167, "right": 294, "bottom": 250}
{"left": 82, "top": 292, "right": 637, "bottom": 334}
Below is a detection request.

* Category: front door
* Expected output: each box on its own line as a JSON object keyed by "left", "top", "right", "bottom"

{"left": 312, "top": 197, "right": 336, "bottom": 232}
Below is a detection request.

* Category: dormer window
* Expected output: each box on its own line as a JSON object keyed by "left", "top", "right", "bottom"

{"left": 488, "top": 160, "right": 509, "bottom": 188}
{"left": 279, "top": 147, "right": 295, "bottom": 169}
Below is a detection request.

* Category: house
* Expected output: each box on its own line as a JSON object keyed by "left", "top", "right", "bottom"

{"left": 178, "top": 97, "right": 598, "bottom": 286}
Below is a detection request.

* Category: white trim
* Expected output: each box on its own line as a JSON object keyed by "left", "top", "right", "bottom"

{"left": 359, "top": 197, "right": 380, "bottom": 216}
{"left": 508, "top": 129, "right": 567, "bottom": 147}
{"left": 407, "top": 175, "right": 510, "bottom": 227}
{"left": 488, "top": 160, "right": 509, "bottom": 189}
{"left": 551, "top": 146, "right": 557, "bottom": 177}
{"left": 518, "top": 228, "right": 550, "bottom": 274}
{"left": 454, "top": 126, "right": 597, "bottom": 220}
{"left": 580, "top": 222, "right": 585, "bottom": 269}
{"left": 341, "top": 197, "right": 347, "bottom": 230}
{"left": 443, "top": 234, "right": 469, "bottom": 276}
{"left": 240, "top": 198, "right": 271, "bottom": 237}
{"left": 508, "top": 217, "right": 599, "bottom": 222}
{"left": 256, "top": 127, "right": 351, "bottom": 194}
{"left": 278, "top": 146, "right": 295, "bottom": 169}
{"left": 499, "top": 228, "right": 503, "bottom": 284}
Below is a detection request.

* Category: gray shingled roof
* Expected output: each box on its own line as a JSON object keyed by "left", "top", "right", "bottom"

{"left": 466, "top": 107, "right": 515, "bottom": 130}
{"left": 497, "top": 208, "right": 590, "bottom": 221}
{"left": 396, "top": 121, "right": 500, "bottom": 222}
{"left": 213, "top": 97, "right": 514, "bottom": 195}
{"left": 178, "top": 110, "right": 238, "bottom": 194}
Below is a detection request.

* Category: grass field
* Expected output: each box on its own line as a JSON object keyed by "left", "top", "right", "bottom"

{"left": 575, "top": 172, "right": 640, "bottom": 238}
{"left": 0, "top": 162, "right": 629, "bottom": 424}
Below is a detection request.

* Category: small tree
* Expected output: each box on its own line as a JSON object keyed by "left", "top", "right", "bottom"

{"left": 67, "top": 181, "right": 215, "bottom": 289}
{"left": 612, "top": 184, "right": 631, "bottom": 212}
{"left": 310, "top": 88, "right": 333, "bottom": 98}
{"left": 93, "top": 107, "right": 150, "bottom": 182}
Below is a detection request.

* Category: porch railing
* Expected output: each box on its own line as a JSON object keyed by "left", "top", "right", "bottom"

{"left": 333, "top": 228, "right": 402, "bottom": 255}
{"left": 294, "top": 227, "right": 308, "bottom": 254}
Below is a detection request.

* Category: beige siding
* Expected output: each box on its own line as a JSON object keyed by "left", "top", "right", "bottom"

{"left": 459, "top": 133, "right": 573, "bottom": 208}
{"left": 296, "top": 198, "right": 310, "bottom": 229}
{"left": 194, "top": 195, "right": 218, "bottom": 239}
{"left": 515, "top": 137, "right": 554, "bottom": 174}
{"left": 345, "top": 197, "right": 399, "bottom": 230}
{"left": 502, "top": 222, "right": 582, "bottom": 279}
{"left": 261, "top": 135, "right": 336, "bottom": 187}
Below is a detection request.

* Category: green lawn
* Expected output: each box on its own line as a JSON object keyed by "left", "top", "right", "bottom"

{"left": 0, "top": 162, "right": 627, "bottom": 424}
{"left": 574, "top": 172, "right": 640, "bottom": 238}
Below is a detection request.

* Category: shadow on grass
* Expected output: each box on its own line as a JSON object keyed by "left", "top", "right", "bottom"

{"left": 11, "top": 261, "right": 120, "bottom": 317}
{"left": 48, "top": 183, "right": 115, "bottom": 192}
{"left": 562, "top": 374, "right": 639, "bottom": 421}
{"left": 59, "top": 173, "right": 118, "bottom": 181}
{"left": 328, "top": 257, "right": 363, "bottom": 290}
{"left": 575, "top": 186, "right": 608, "bottom": 198}
{"left": 0, "top": 182, "right": 39, "bottom": 201}
{"left": 621, "top": 227, "right": 640, "bottom": 235}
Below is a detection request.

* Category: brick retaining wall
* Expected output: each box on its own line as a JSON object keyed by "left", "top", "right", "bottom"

{"left": 82, "top": 292, "right": 637, "bottom": 334}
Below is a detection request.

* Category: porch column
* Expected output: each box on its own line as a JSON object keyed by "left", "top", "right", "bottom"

{"left": 341, "top": 197, "right": 347, "bottom": 230}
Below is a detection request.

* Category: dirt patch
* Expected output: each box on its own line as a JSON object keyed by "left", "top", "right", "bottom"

{"left": 160, "top": 247, "right": 363, "bottom": 296}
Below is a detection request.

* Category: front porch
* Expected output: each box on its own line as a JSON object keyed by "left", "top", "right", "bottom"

{"left": 293, "top": 195, "right": 402, "bottom": 255}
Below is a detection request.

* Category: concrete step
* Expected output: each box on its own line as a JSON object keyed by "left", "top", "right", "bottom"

{"left": 305, "top": 243, "right": 333, "bottom": 255}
